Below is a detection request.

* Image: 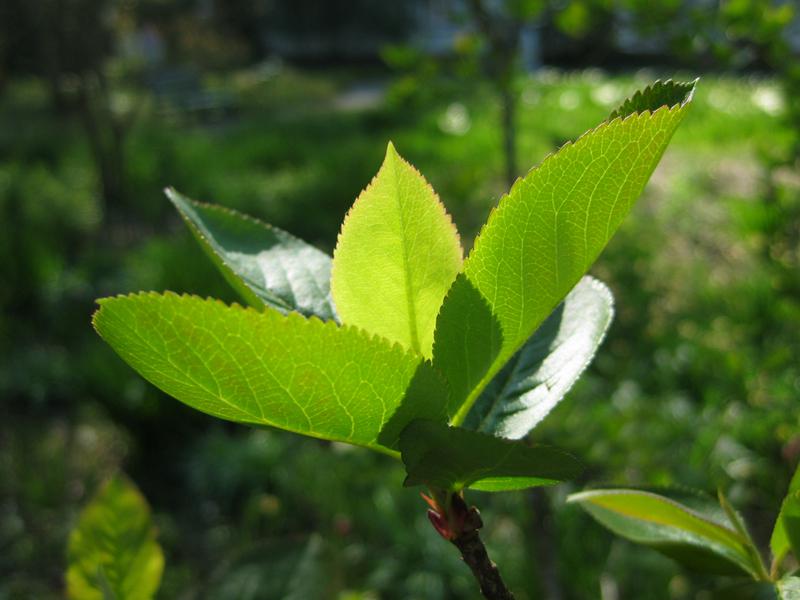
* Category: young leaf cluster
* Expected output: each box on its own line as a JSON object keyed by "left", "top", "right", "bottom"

{"left": 94, "top": 79, "right": 695, "bottom": 494}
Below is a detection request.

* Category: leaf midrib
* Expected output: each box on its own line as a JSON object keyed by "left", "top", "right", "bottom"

{"left": 389, "top": 153, "right": 422, "bottom": 355}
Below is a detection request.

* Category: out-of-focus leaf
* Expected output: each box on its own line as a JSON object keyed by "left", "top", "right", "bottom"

{"left": 463, "top": 276, "right": 613, "bottom": 438}
{"left": 568, "top": 488, "right": 758, "bottom": 577}
{"left": 67, "top": 475, "right": 163, "bottom": 600}
{"left": 399, "top": 419, "right": 582, "bottom": 492}
{"left": 168, "top": 188, "right": 337, "bottom": 320}
{"left": 331, "top": 142, "right": 462, "bottom": 358}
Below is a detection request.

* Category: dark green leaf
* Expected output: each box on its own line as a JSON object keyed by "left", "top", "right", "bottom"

{"left": 399, "top": 419, "right": 582, "bottom": 492}
{"left": 168, "top": 188, "right": 336, "bottom": 320}
{"left": 463, "top": 276, "right": 613, "bottom": 439}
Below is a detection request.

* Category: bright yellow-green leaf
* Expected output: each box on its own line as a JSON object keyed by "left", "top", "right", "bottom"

{"left": 435, "top": 80, "right": 697, "bottom": 423}
{"left": 331, "top": 142, "right": 462, "bottom": 358}
{"left": 93, "top": 293, "right": 449, "bottom": 455}
{"left": 67, "top": 475, "right": 163, "bottom": 600}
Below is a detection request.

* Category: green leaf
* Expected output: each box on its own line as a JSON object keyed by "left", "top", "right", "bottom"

{"left": 93, "top": 292, "right": 449, "bottom": 454}
{"left": 434, "top": 79, "right": 696, "bottom": 423}
{"left": 67, "top": 475, "right": 164, "bottom": 600}
{"left": 568, "top": 487, "right": 759, "bottom": 577}
{"left": 463, "top": 276, "right": 613, "bottom": 439}
{"left": 331, "top": 142, "right": 462, "bottom": 358}
{"left": 771, "top": 462, "right": 800, "bottom": 566}
{"left": 399, "top": 419, "right": 582, "bottom": 492}
{"left": 167, "top": 188, "right": 336, "bottom": 321}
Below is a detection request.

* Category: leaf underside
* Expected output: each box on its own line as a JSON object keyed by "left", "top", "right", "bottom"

{"left": 331, "top": 142, "right": 462, "bottom": 358}
{"left": 434, "top": 79, "right": 696, "bottom": 423}
{"left": 93, "top": 293, "right": 449, "bottom": 454}
{"left": 464, "top": 276, "right": 613, "bottom": 439}
{"left": 400, "top": 419, "right": 582, "bottom": 492}
{"left": 167, "top": 188, "right": 337, "bottom": 321}
{"left": 67, "top": 475, "right": 163, "bottom": 600}
{"left": 568, "top": 488, "right": 758, "bottom": 578}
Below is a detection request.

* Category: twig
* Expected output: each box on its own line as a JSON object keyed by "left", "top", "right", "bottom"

{"left": 423, "top": 491, "right": 516, "bottom": 600}
{"left": 452, "top": 527, "right": 516, "bottom": 600}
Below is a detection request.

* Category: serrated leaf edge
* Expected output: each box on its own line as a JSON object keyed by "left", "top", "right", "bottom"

{"left": 470, "top": 275, "right": 615, "bottom": 437}
{"left": 92, "top": 291, "right": 453, "bottom": 457}
{"left": 166, "top": 188, "right": 336, "bottom": 316}
{"left": 330, "top": 142, "right": 463, "bottom": 355}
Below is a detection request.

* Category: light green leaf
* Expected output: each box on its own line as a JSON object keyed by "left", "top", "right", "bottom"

{"left": 331, "top": 142, "right": 462, "bottom": 358}
{"left": 67, "top": 475, "right": 164, "bottom": 600}
{"left": 167, "top": 188, "right": 336, "bottom": 321}
{"left": 399, "top": 419, "right": 582, "bottom": 492}
{"left": 434, "top": 80, "right": 696, "bottom": 423}
{"left": 771, "top": 462, "right": 800, "bottom": 566}
{"left": 463, "top": 276, "right": 613, "bottom": 439}
{"left": 568, "top": 487, "right": 758, "bottom": 577}
{"left": 93, "top": 292, "right": 448, "bottom": 455}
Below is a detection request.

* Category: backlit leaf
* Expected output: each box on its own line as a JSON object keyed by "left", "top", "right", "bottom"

{"left": 399, "top": 419, "right": 582, "bottom": 492}
{"left": 434, "top": 80, "right": 696, "bottom": 423}
{"left": 67, "top": 475, "right": 163, "bottom": 600}
{"left": 332, "top": 142, "right": 462, "bottom": 358}
{"left": 167, "top": 188, "right": 336, "bottom": 320}
{"left": 463, "top": 276, "right": 613, "bottom": 438}
{"left": 93, "top": 293, "right": 449, "bottom": 454}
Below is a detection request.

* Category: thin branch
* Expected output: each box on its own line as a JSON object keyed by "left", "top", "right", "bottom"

{"left": 452, "top": 528, "right": 516, "bottom": 600}
{"left": 423, "top": 491, "right": 516, "bottom": 600}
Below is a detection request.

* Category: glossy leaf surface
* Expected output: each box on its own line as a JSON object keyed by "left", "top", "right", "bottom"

{"left": 168, "top": 188, "right": 336, "bottom": 320}
{"left": 464, "top": 276, "right": 613, "bottom": 438}
{"left": 93, "top": 293, "right": 449, "bottom": 454}
{"left": 400, "top": 419, "right": 582, "bottom": 492}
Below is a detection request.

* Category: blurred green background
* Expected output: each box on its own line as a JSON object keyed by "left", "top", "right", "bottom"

{"left": 2, "top": 1, "right": 799, "bottom": 598}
